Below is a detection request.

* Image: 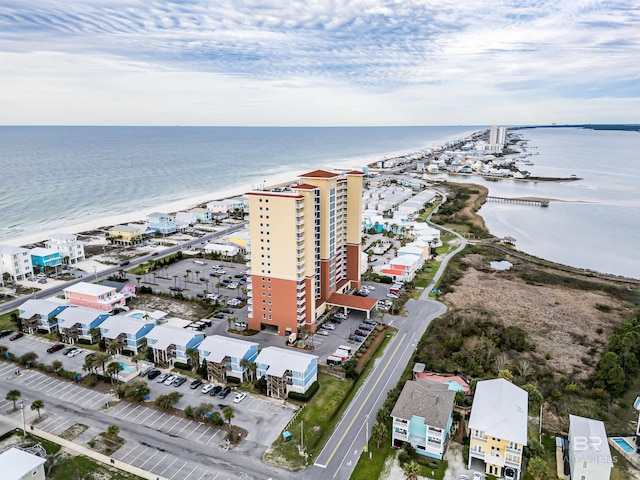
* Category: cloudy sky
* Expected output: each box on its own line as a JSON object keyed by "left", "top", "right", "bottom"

{"left": 1, "top": 0, "right": 639, "bottom": 126}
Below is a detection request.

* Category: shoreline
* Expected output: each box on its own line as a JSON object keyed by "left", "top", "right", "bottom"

{"left": 2, "top": 129, "right": 483, "bottom": 248}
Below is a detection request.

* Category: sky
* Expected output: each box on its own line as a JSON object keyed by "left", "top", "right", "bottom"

{"left": 1, "top": 0, "right": 639, "bottom": 126}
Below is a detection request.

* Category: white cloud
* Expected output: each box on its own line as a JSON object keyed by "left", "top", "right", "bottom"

{"left": 0, "top": 0, "right": 638, "bottom": 125}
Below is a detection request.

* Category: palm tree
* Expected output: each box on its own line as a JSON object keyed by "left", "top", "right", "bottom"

{"left": 194, "top": 270, "right": 200, "bottom": 282}
{"left": 239, "top": 358, "right": 251, "bottom": 382}
{"left": 30, "top": 399, "right": 45, "bottom": 419}
{"left": 185, "top": 269, "right": 192, "bottom": 283}
{"left": 173, "top": 275, "right": 178, "bottom": 288}
{"left": 371, "top": 422, "right": 386, "bottom": 448}
{"left": 204, "top": 279, "right": 210, "bottom": 293}
{"left": 95, "top": 352, "right": 111, "bottom": 376}
{"left": 403, "top": 460, "right": 420, "bottom": 480}
{"left": 131, "top": 352, "right": 146, "bottom": 371}
{"left": 6, "top": 389, "right": 21, "bottom": 410}
{"left": 106, "top": 424, "right": 120, "bottom": 439}
{"left": 107, "top": 342, "right": 121, "bottom": 356}
{"left": 106, "top": 361, "right": 124, "bottom": 384}
{"left": 185, "top": 348, "right": 199, "bottom": 372}
{"left": 83, "top": 356, "right": 97, "bottom": 377}
{"left": 222, "top": 406, "right": 234, "bottom": 428}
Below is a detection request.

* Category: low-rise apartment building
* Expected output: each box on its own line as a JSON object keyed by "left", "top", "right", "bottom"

{"left": 0, "top": 245, "right": 33, "bottom": 282}
{"left": 255, "top": 346, "right": 318, "bottom": 399}
{"left": 45, "top": 233, "right": 86, "bottom": 264}
{"left": 18, "top": 299, "right": 68, "bottom": 334}
{"left": 57, "top": 306, "right": 110, "bottom": 344}
{"left": 197, "top": 336, "right": 258, "bottom": 383}
{"left": 145, "top": 325, "right": 205, "bottom": 367}
{"left": 63, "top": 282, "right": 126, "bottom": 312}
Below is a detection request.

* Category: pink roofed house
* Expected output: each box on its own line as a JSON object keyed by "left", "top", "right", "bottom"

{"left": 63, "top": 281, "right": 126, "bottom": 312}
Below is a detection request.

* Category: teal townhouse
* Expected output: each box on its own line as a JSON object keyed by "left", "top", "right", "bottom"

{"left": 145, "top": 325, "right": 205, "bottom": 367}
{"left": 18, "top": 299, "right": 68, "bottom": 334}
{"left": 197, "top": 335, "right": 259, "bottom": 383}
{"left": 98, "top": 314, "right": 155, "bottom": 355}
{"left": 57, "top": 306, "right": 111, "bottom": 344}
{"left": 255, "top": 346, "right": 318, "bottom": 400}
{"left": 29, "top": 247, "right": 63, "bottom": 269}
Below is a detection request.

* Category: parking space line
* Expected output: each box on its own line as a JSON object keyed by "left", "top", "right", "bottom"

{"left": 182, "top": 464, "right": 198, "bottom": 480}
{"left": 170, "top": 461, "right": 189, "bottom": 480}
{"left": 122, "top": 405, "right": 141, "bottom": 419}
{"left": 166, "top": 418, "right": 186, "bottom": 434}
{"left": 185, "top": 424, "right": 204, "bottom": 439}
{"left": 46, "top": 381, "right": 72, "bottom": 395}
{"left": 109, "top": 402, "right": 128, "bottom": 416}
{"left": 130, "top": 407, "right": 151, "bottom": 423}
{"left": 138, "top": 410, "right": 157, "bottom": 425}
{"left": 138, "top": 449, "right": 159, "bottom": 469}
{"left": 197, "top": 471, "right": 213, "bottom": 480}
{"left": 176, "top": 421, "right": 192, "bottom": 436}
{"left": 158, "top": 458, "right": 179, "bottom": 476}
{"left": 72, "top": 390, "right": 94, "bottom": 403}
{"left": 195, "top": 427, "right": 210, "bottom": 442}
{"left": 158, "top": 415, "right": 174, "bottom": 430}
{"left": 205, "top": 430, "right": 220, "bottom": 446}
{"left": 130, "top": 446, "right": 151, "bottom": 465}
{"left": 81, "top": 393, "right": 105, "bottom": 408}
{"left": 118, "top": 444, "right": 140, "bottom": 462}
{"left": 152, "top": 454, "right": 171, "bottom": 472}
{"left": 38, "top": 416, "right": 60, "bottom": 430}
{"left": 50, "top": 419, "right": 72, "bottom": 434}
{"left": 30, "top": 376, "right": 55, "bottom": 388}
{"left": 149, "top": 412, "right": 167, "bottom": 427}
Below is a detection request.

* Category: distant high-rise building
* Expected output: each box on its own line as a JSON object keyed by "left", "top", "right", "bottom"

{"left": 245, "top": 170, "right": 364, "bottom": 335}
{"left": 489, "top": 125, "right": 508, "bottom": 152}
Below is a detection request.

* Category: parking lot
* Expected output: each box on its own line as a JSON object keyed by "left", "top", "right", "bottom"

{"left": 0, "top": 333, "right": 90, "bottom": 372}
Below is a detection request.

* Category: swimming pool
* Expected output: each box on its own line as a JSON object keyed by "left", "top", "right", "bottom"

{"left": 127, "top": 312, "right": 144, "bottom": 319}
{"left": 117, "top": 361, "right": 136, "bottom": 374}
{"left": 613, "top": 437, "right": 635, "bottom": 454}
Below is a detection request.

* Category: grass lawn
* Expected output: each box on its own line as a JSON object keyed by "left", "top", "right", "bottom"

{"left": 50, "top": 455, "right": 144, "bottom": 480}
{"left": 351, "top": 435, "right": 394, "bottom": 480}
{"left": 0, "top": 310, "right": 18, "bottom": 330}
{"left": 265, "top": 330, "right": 396, "bottom": 471}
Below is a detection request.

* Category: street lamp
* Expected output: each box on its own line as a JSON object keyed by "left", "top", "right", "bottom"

{"left": 19, "top": 403, "right": 26, "bottom": 438}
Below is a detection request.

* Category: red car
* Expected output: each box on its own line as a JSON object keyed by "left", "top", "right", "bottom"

{"left": 9, "top": 332, "right": 24, "bottom": 341}
{"left": 151, "top": 252, "right": 159, "bottom": 256}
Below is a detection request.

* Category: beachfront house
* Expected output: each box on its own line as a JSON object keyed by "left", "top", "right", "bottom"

{"left": 255, "top": 346, "right": 318, "bottom": 399}
{"left": 45, "top": 233, "right": 86, "bottom": 264}
{"left": 197, "top": 335, "right": 258, "bottom": 383}
{"left": 568, "top": 415, "right": 613, "bottom": 480}
{"left": 101, "top": 280, "right": 137, "bottom": 300}
{"left": 397, "top": 245, "right": 425, "bottom": 270}
{"left": 189, "top": 207, "right": 213, "bottom": 224}
{"left": 18, "top": 299, "right": 68, "bottom": 334}
{"left": 63, "top": 282, "right": 126, "bottom": 312}
{"left": 57, "top": 306, "right": 110, "bottom": 344}
{"left": 0, "top": 447, "right": 46, "bottom": 480}
{"left": 390, "top": 379, "right": 456, "bottom": 460}
{"left": 109, "top": 225, "right": 143, "bottom": 245}
{"left": 0, "top": 245, "right": 34, "bottom": 282}
{"left": 98, "top": 314, "right": 155, "bottom": 354}
{"left": 145, "top": 325, "right": 205, "bottom": 367}
{"left": 206, "top": 199, "right": 244, "bottom": 216}
{"left": 29, "top": 247, "right": 63, "bottom": 271}
{"left": 147, "top": 212, "right": 176, "bottom": 234}
{"left": 468, "top": 378, "right": 528, "bottom": 480}
{"left": 379, "top": 255, "right": 420, "bottom": 282}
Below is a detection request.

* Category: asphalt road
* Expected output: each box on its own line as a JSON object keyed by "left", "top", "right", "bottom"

{"left": 0, "top": 222, "right": 247, "bottom": 316}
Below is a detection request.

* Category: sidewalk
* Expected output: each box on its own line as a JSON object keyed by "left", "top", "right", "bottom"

{"left": 0, "top": 410, "right": 169, "bottom": 480}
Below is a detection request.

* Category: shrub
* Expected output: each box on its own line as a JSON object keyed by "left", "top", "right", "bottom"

{"left": 226, "top": 376, "right": 241, "bottom": 385}
{"left": 173, "top": 362, "right": 191, "bottom": 370}
{"left": 288, "top": 382, "right": 319, "bottom": 402}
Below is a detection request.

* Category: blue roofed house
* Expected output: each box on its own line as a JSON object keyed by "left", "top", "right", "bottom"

{"left": 390, "top": 379, "right": 456, "bottom": 459}
{"left": 18, "top": 299, "right": 68, "bottom": 334}
{"left": 145, "top": 325, "right": 205, "bottom": 367}
{"left": 255, "top": 346, "right": 318, "bottom": 399}
{"left": 29, "top": 247, "right": 63, "bottom": 270}
{"left": 57, "top": 306, "right": 111, "bottom": 344}
{"left": 99, "top": 314, "right": 155, "bottom": 354}
{"left": 197, "top": 335, "right": 258, "bottom": 383}
{"left": 189, "top": 207, "right": 213, "bottom": 224}
{"left": 147, "top": 212, "right": 176, "bottom": 235}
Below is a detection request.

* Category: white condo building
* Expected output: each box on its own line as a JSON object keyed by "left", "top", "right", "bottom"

{"left": 489, "top": 125, "right": 508, "bottom": 152}
{"left": 45, "top": 233, "right": 86, "bottom": 264}
{"left": 0, "top": 245, "right": 34, "bottom": 283}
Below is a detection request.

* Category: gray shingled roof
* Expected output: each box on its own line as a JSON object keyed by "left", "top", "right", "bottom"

{"left": 390, "top": 379, "right": 456, "bottom": 429}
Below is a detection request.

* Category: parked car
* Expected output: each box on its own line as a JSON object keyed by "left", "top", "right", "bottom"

{"left": 147, "top": 370, "right": 161, "bottom": 380}
{"left": 196, "top": 293, "right": 205, "bottom": 298}
{"left": 190, "top": 379, "right": 203, "bottom": 389}
{"left": 164, "top": 375, "right": 177, "bottom": 386}
{"left": 221, "top": 308, "right": 234, "bottom": 314}
{"left": 322, "top": 323, "right": 336, "bottom": 331}
{"left": 354, "top": 329, "right": 368, "bottom": 337}
{"left": 156, "top": 373, "right": 170, "bottom": 383}
{"left": 363, "top": 319, "right": 377, "bottom": 326}
{"left": 199, "top": 277, "right": 207, "bottom": 282}
{"left": 213, "top": 313, "right": 225, "bottom": 319}
{"left": 85, "top": 352, "right": 98, "bottom": 359}
{"left": 233, "top": 392, "right": 246, "bottom": 403}
{"left": 209, "top": 385, "right": 223, "bottom": 396}
{"left": 67, "top": 348, "right": 83, "bottom": 357}
{"left": 316, "top": 330, "right": 329, "bottom": 336}
{"left": 472, "top": 473, "right": 483, "bottom": 480}
{"left": 173, "top": 377, "right": 187, "bottom": 387}
{"left": 218, "top": 386, "right": 232, "bottom": 398}
{"left": 61, "top": 347, "right": 75, "bottom": 355}
{"left": 47, "top": 343, "right": 65, "bottom": 353}
{"left": 201, "top": 384, "right": 215, "bottom": 394}
{"left": 387, "top": 292, "right": 399, "bottom": 299}
{"left": 9, "top": 332, "right": 24, "bottom": 341}
{"left": 459, "top": 475, "right": 469, "bottom": 480}
{"left": 349, "top": 334, "right": 364, "bottom": 342}
{"left": 358, "top": 324, "right": 374, "bottom": 331}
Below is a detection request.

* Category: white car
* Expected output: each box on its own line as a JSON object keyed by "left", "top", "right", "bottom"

{"left": 459, "top": 476, "right": 469, "bottom": 480}
{"left": 164, "top": 375, "right": 177, "bottom": 386}
{"left": 472, "top": 473, "right": 483, "bottom": 480}
{"left": 365, "top": 285, "right": 375, "bottom": 290}
{"left": 322, "top": 323, "right": 336, "bottom": 331}
{"left": 387, "top": 292, "right": 399, "bottom": 299}
{"left": 201, "top": 384, "right": 215, "bottom": 394}
{"left": 233, "top": 392, "right": 247, "bottom": 403}
{"left": 66, "top": 348, "right": 83, "bottom": 357}
{"left": 316, "top": 329, "right": 329, "bottom": 336}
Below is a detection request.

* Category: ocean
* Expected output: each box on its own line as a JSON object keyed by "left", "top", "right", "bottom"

{"left": 0, "top": 125, "right": 476, "bottom": 240}
{"left": 429, "top": 127, "right": 640, "bottom": 279}
{"left": 1, "top": 125, "right": 638, "bottom": 279}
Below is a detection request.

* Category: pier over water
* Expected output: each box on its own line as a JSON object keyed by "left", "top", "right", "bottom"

{"left": 486, "top": 196, "right": 550, "bottom": 207}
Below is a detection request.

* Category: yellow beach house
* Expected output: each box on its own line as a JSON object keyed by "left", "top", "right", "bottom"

{"left": 467, "top": 378, "right": 528, "bottom": 480}
{"left": 109, "top": 225, "right": 143, "bottom": 245}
